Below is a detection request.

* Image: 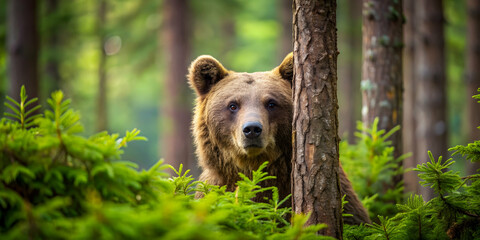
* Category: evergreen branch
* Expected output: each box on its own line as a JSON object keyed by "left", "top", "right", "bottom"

{"left": 4, "top": 112, "right": 21, "bottom": 121}
{"left": 3, "top": 86, "right": 42, "bottom": 129}
{"left": 117, "top": 128, "right": 147, "bottom": 148}
{"left": 5, "top": 96, "right": 20, "bottom": 107}
{"left": 4, "top": 102, "right": 21, "bottom": 116}
{"left": 473, "top": 88, "right": 480, "bottom": 102}
{"left": 438, "top": 193, "right": 479, "bottom": 218}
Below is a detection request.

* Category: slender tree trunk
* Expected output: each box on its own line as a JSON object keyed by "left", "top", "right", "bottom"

{"left": 96, "top": 0, "right": 107, "bottom": 132}
{"left": 402, "top": 0, "right": 418, "bottom": 194}
{"left": 361, "top": 0, "right": 403, "bottom": 186}
{"left": 7, "top": 0, "right": 39, "bottom": 100}
{"left": 466, "top": 0, "right": 480, "bottom": 174}
{"left": 162, "top": 0, "right": 196, "bottom": 176}
{"left": 45, "top": 0, "right": 62, "bottom": 94}
{"left": 292, "top": 0, "right": 342, "bottom": 238}
{"left": 279, "top": 0, "right": 293, "bottom": 61}
{"left": 415, "top": 0, "right": 446, "bottom": 200}
{"left": 220, "top": 8, "right": 235, "bottom": 62}
{"left": 339, "top": 0, "right": 362, "bottom": 143}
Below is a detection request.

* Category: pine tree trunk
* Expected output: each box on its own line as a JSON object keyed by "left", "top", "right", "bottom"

{"left": 466, "top": 0, "right": 480, "bottom": 174}
{"left": 162, "top": 0, "right": 196, "bottom": 176}
{"left": 279, "top": 0, "right": 293, "bottom": 61}
{"left": 45, "top": 0, "right": 62, "bottom": 94}
{"left": 292, "top": 0, "right": 342, "bottom": 238}
{"left": 361, "top": 0, "right": 404, "bottom": 187}
{"left": 339, "top": 0, "right": 362, "bottom": 143}
{"left": 415, "top": 0, "right": 446, "bottom": 200}
{"left": 96, "top": 0, "right": 108, "bottom": 132}
{"left": 7, "top": 0, "right": 39, "bottom": 100}
{"left": 402, "top": 0, "right": 418, "bottom": 194}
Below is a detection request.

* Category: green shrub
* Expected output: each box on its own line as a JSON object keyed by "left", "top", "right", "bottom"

{"left": 0, "top": 87, "right": 330, "bottom": 239}
{"left": 340, "top": 118, "right": 407, "bottom": 220}
{"left": 344, "top": 90, "right": 480, "bottom": 240}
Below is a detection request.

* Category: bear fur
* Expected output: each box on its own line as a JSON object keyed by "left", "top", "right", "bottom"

{"left": 188, "top": 53, "right": 370, "bottom": 225}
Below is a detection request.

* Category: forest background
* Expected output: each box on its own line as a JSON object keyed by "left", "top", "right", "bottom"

{"left": 0, "top": 0, "right": 472, "bottom": 183}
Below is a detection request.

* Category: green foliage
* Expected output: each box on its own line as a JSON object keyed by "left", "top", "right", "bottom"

{"left": 474, "top": 88, "right": 480, "bottom": 102}
{"left": 416, "top": 152, "right": 462, "bottom": 195}
{"left": 449, "top": 89, "right": 480, "bottom": 163}
{"left": 0, "top": 87, "right": 328, "bottom": 239}
{"left": 344, "top": 101, "right": 480, "bottom": 239}
{"left": 4, "top": 86, "right": 42, "bottom": 129}
{"left": 345, "top": 153, "right": 480, "bottom": 239}
{"left": 340, "top": 118, "right": 406, "bottom": 220}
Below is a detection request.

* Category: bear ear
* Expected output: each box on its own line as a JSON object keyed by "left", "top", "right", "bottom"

{"left": 274, "top": 52, "right": 293, "bottom": 83}
{"left": 188, "top": 55, "right": 229, "bottom": 97}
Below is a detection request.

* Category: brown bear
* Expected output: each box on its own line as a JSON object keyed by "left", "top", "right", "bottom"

{"left": 188, "top": 53, "right": 370, "bottom": 225}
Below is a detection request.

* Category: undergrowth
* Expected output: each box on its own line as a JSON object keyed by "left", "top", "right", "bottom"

{"left": 2, "top": 87, "right": 479, "bottom": 239}
{"left": 343, "top": 89, "right": 480, "bottom": 239}
{"left": 340, "top": 118, "right": 407, "bottom": 221}
{"left": 0, "top": 86, "right": 330, "bottom": 239}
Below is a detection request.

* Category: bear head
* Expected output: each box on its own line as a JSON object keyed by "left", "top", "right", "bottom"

{"left": 188, "top": 53, "right": 293, "bottom": 171}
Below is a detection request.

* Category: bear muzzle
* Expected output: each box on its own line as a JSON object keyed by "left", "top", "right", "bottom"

{"left": 242, "top": 121, "right": 263, "bottom": 139}
{"left": 237, "top": 121, "right": 265, "bottom": 156}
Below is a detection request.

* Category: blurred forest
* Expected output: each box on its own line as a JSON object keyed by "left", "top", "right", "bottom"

{"left": 0, "top": 0, "right": 475, "bottom": 183}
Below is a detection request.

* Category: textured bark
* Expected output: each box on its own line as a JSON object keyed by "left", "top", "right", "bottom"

{"left": 339, "top": 0, "right": 362, "bottom": 143}
{"left": 414, "top": 0, "right": 446, "bottom": 200}
{"left": 402, "top": 0, "right": 418, "bottom": 194}
{"left": 466, "top": 0, "right": 480, "bottom": 175}
{"left": 162, "top": 0, "right": 196, "bottom": 176}
{"left": 96, "top": 0, "right": 107, "bottom": 132}
{"left": 361, "top": 0, "right": 403, "bottom": 186}
{"left": 7, "top": 0, "right": 39, "bottom": 101}
{"left": 292, "top": 0, "right": 342, "bottom": 238}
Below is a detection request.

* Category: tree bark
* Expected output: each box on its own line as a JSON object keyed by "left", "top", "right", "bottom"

{"left": 466, "top": 0, "right": 480, "bottom": 175}
{"left": 96, "top": 0, "right": 107, "bottom": 132}
{"left": 414, "top": 0, "right": 446, "bottom": 200}
{"left": 402, "top": 0, "right": 418, "bottom": 194}
{"left": 7, "top": 0, "right": 39, "bottom": 101}
{"left": 361, "top": 0, "right": 404, "bottom": 186}
{"left": 162, "top": 0, "right": 196, "bottom": 176}
{"left": 292, "top": 0, "right": 342, "bottom": 238}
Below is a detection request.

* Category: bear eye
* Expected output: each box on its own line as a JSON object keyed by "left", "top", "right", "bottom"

{"left": 229, "top": 103, "right": 239, "bottom": 112}
{"left": 267, "top": 101, "right": 276, "bottom": 110}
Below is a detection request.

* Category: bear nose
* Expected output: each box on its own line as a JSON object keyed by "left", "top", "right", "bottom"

{"left": 242, "top": 122, "right": 263, "bottom": 139}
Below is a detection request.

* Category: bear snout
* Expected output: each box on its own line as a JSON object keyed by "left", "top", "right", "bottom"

{"left": 238, "top": 121, "right": 265, "bottom": 156}
{"left": 242, "top": 121, "right": 263, "bottom": 139}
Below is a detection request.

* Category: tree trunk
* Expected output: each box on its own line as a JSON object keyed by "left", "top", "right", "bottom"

{"left": 402, "top": 0, "right": 418, "bottom": 194}
{"left": 414, "top": 0, "right": 446, "bottom": 200}
{"left": 362, "top": 0, "right": 404, "bottom": 186}
{"left": 279, "top": 0, "right": 293, "bottom": 61}
{"left": 466, "top": 0, "right": 480, "bottom": 175}
{"left": 96, "top": 0, "right": 107, "bottom": 132}
{"left": 7, "top": 0, "right": 39, "bottom": 101}
{"left": 162, "top": 0, "right": 196, "bottom": 176}
{"left": 45, "top": 0, "right": 62, "bottom": 94}
{"left": 339, "top": 0, "right": 362, "bottom": 143}
{"left": 292, "top": 0, "right": 342, "bottom": 238}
